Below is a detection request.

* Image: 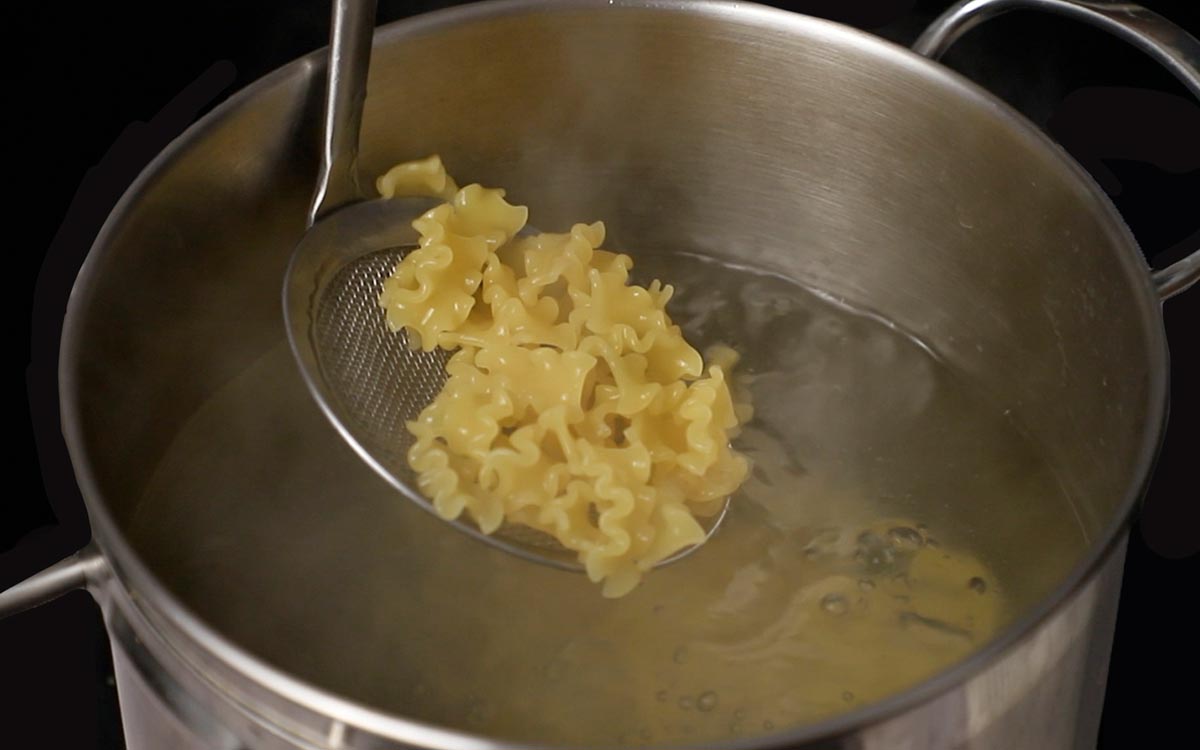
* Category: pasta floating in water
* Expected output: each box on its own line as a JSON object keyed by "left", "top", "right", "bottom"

{"left": 376, "top": 156, "right": 750, "bottom": 596}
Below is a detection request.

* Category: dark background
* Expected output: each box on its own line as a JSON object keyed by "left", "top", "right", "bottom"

{"left": 4, "top": 0, "right": 1197, "bottom": 747}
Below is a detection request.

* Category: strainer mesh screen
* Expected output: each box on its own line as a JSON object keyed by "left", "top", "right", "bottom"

{"left": 312, "top": 249, "right": 449, "bottom": 478}
{"left": 309, "top": 248, "right": 566, "bottom": 553}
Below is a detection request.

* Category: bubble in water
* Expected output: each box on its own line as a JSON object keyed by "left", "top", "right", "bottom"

{"left": 857, "top": 578, "right": 876, "bottom": 591}
{"left": 763, "top": 720, "right": 775, "bottom": 731}
{"left": 888, "top": 526, "right": 924, "bottom": 551}
{"left": 969, "top": 577, "right": 988, "bottom": 594}
{"left": 842, "top": 690, "right": 855, "bottom": 702}
{"left": 734, "top": 709, "right": 746, "bottom": 720}
{"left": 678, "top": 696, "right": 694, "bottom": 711}
{"left": 697, "top": 691, "right": 719, "bottom": 712}
{"left": 855, "top": 531, "right": 897, "bottom": 572}
{"left": 820, "top": 593, "right": 849, "bottom": 615}
{"left": 866, "top": 548, "right": 895, "bottom": 570}
{"left": 655, "top": 689, "right": 669, "bottom": 703}
{"left": 673, "top": 646, "right": 689, "bottom": 664}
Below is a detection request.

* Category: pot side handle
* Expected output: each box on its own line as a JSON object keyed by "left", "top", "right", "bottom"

{"left": 914, "top": 0, "right": 1200, "bottom": 301}
{"left": 0, "top": 543, "right": 110, "bottom": 620}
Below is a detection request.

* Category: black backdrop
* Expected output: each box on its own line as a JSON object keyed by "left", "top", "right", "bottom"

{"left": 4, "top": 1, "right": 1198, "bottom": 747}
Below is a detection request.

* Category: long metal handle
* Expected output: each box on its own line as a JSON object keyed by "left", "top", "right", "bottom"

{"left": 914, "top": 0, "right": 1200, "bottom": 301}
{"left": 0, "top": 543, "right": 109, "bottom": 619}
{"left": 307, "top": 0, "right": 379, "bottom": 227}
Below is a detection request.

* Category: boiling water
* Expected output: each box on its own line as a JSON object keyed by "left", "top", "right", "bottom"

{"left": 129, "top": 252, "right": 1090, "bottom": 747}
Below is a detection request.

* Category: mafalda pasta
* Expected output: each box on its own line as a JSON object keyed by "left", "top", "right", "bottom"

{"left": 377, "top": 156, "right": 750, "bottom": 597}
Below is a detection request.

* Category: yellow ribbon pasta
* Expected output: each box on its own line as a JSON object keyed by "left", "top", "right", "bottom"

{"left": 377, "top": 156, "right": 750, "bottom": 596}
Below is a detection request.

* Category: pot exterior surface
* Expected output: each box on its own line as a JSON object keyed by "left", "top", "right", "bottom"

{"left": 56, "top": 1, "right": 1174, "bottom": 749}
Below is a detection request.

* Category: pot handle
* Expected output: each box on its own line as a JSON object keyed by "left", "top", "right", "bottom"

{"left": 914, "top": 0, "right": 1200, "bottom": 300}
{"left": 0, "top": 543, "right": 110, "bottom": 619}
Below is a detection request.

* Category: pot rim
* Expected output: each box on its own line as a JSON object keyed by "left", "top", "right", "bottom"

{"left": 58, "top": 1, "right": 1170, "bottom": 748}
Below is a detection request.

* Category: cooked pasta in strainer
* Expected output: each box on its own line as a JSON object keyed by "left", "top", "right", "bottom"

{"left": 376, "top": 156, "right": 750, "bottom": 596}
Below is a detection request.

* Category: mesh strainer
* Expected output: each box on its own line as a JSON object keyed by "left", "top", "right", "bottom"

{"left": 283, "top": 0, "right": 726, "bottom": 572}
{"left": 285, "top": 199, "right": 591, "bottom": 569}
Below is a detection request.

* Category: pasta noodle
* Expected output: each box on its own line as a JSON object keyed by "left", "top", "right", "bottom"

{"left": 377, "top": 156, "right": 750, "bottom": 596}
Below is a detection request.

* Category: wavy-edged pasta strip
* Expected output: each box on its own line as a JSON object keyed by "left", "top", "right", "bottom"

{"left": 376, "top": 154, "right": 460, "bottom": 201}
{"left": 380, "top": 186, "right": 528, "bottom": 349}
{"left": 379, "top": 156, "right": 750, "bottom": 596}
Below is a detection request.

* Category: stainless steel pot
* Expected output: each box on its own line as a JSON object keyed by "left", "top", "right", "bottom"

{"left": 3, "top": 0, "right": 1198, "bottom": 748}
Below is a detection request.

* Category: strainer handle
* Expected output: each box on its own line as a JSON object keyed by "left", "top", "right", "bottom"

{"left": 308, "top": 0, "right": 379, "bottom": 227}
{"left": 0, "top": 543, "right": 109, "bottom": 620}
{"left": 914, "top": 0, "right": 1200, "bottom": 300}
